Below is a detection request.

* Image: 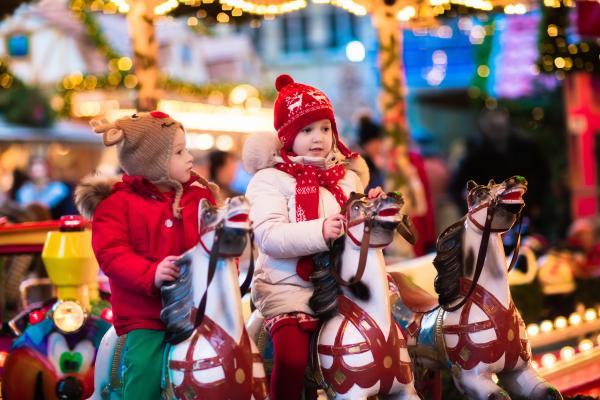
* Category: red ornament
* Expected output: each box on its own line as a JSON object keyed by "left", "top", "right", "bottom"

{"left": 150, "top": 111, "right": 170, "bottom": 119}
{"left": 100, "top": 308, "right": 113, "bottom": 323}
{"left": 28, "top": 310, "right": 45, "bottom": 325}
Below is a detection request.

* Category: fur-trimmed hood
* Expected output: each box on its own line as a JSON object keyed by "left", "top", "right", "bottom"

{"left": 75, "top": 175, "right": 121, "bottom": 220}
{"left": 75, "top": 172, "right": 219, "bottom": 220}
{"left": 242, "top": 132, "right": 370, "bottom": 188}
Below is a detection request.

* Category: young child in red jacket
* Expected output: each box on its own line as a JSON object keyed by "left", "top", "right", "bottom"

{"left": 76, "top": 111, "right": 216, "bottom": 399}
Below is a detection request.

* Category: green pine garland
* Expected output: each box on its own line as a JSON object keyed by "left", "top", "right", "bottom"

{"left": 58, "top": 1, "right": 274, "bottom": 117}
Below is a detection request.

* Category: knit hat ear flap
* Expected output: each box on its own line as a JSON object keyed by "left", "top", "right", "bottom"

{"left": 90, "top": 117, "right": 125, "bottom": 146}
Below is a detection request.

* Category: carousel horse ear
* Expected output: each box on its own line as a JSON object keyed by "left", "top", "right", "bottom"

{"left": 199, "top": 198, "right": 212, "bottom": 212}
{"left": 488, "top": 179, "right": 496, "bottom": 186}
{"left": 397, "top": 214, "right": 417, "bottom": 245}
{"left": 466, "top": 180, "right": 478, "bottom": 192}
{"left": 198, "top": 199, "right": 212, "bottom": 223}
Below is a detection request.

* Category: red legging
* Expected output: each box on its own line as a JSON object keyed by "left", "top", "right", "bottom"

{"left": 270, "top": 324, "right": 313, "bottom": 400}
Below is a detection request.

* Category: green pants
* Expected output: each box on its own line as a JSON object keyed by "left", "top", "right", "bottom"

{"left": 123, "top": 329, "right": 165, "bottom": 399}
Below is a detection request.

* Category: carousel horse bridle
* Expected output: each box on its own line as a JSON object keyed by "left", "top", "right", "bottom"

{"left": 443, "top": 190, "right": 523, "bottom": 312}
{"left": 328, "top": 192, "right": 412, "bottom": 288}
{"left": 191, "top": 217, "right": 255, "bottom": 329}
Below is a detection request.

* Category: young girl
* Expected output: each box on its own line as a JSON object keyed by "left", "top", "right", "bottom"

{"left": 243, "top": 75, "right": 380, "bottom": 399}
{"left": 75, "top": 111, "right": 216, "bottom": 399}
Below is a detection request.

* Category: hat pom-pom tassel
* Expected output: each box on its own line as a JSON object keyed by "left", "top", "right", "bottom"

{"left": 275, "top": 74, "right": 294, "bottom": 91}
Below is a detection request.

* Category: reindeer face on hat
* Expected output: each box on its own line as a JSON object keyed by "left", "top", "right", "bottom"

{"left": 91, "top": 111, "right": 184, "bottom": 183}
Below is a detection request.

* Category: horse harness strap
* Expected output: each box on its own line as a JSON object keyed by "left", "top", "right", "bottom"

{"left": 238, "top": 230, "right": 254, "bottom": 296}
{"left": 445, "top": 204, "right": 496, "bottom": 312}
{"left": 317, "top": 296, "right": 413, "bottom": 394}
{"left": 169, "top": 313, "right": 267, "bottom": 400}
{"left": 193, "top": 220, "right": 224, "bottom": 329}
{"left": 198, "top": 220, "right": 254, "bottom": 298}
{"left": 443, "top": 278, "right": 530, "bottom": 371}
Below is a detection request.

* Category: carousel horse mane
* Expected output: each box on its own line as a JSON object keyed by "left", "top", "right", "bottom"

{"left": 309, "top": 227, "right": 372, "bottom": 321}
{"left": 160, "top": 250, "right": 195, "bottom": 344}
{"left": 309, "top": 237, "right": 343, "bottom": 320}
{"left": 432, "top": 217, "right": 466, "bottom": 309}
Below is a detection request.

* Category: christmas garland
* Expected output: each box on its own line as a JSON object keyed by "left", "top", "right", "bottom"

{"left": 0, "top": 59, "right": 56, "bottom": 127}
{"left": 56, "top": 0, "right": 274, "bottom": 117}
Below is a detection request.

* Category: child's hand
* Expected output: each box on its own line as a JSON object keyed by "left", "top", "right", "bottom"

{"left": 323, "top": 214, "right": 345, "bottom": 242}
{"left": 154, "top": 255, "right": 180, "bottom": 288}
{"left": 368, "top": 186, "right": 384, "bottom": 199}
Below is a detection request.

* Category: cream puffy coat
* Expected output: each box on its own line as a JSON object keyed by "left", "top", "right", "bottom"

{"left": 243, "top": 133, "right": 369, "bottom": 318}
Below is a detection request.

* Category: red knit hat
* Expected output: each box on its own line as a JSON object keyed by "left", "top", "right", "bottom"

{"left": 273, "top": 74, "right": 354, "bottom": 158}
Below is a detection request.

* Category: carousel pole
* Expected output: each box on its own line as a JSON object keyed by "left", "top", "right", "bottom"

{"left": 371, "top": 0, "right": 407, "bottom": 147}
{"left": 126, "top": 0, "right": 161, "bottom": 111}
{"left": 370, "top": 0, "right": 417, "bottom": 194}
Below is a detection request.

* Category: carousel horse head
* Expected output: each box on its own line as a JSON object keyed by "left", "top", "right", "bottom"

{"left": 311, "top": 192, "right": 415, "bottom": 317}
{"left": 434, "top": 175, "right": 528, "bottom": 310}
{"left": 344, "top": 191, "right": 416, "bottom": 248}
{"left": 197, "top": 195, "right": 252, "bottom": 257}
{"left": 161, "top": 195, "right": 252, "bottom": 344}
{"left": 466, "top": 175, "right": 527, "bottom": 233}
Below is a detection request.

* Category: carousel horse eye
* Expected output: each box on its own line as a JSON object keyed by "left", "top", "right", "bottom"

{"left": 130, "top": 113, "right": 139, "bottom": 119}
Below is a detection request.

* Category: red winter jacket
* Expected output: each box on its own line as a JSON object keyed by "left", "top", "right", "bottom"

{"left": 92, "top": 175, "right": 215, "bottom": 335}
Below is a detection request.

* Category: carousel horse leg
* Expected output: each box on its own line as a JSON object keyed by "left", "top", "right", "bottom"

{"left": 497, "top": 366, "right": 563, "bottom": 400}
{"left": 453, "top": 369, "right": 510, "bottom": 400}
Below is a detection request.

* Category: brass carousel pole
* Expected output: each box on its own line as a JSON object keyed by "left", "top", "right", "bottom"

{"left": 126, "top": 0, "right": 162, "bottom": 111}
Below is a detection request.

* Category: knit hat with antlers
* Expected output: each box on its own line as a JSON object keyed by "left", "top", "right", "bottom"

{"left": 90, "top": 111, "right": 190, "bottom": 217}
{"left": 273, "top": 74, "right": 354, "bottom": 158}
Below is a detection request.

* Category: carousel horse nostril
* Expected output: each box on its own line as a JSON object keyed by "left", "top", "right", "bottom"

{"left": 55, "top": 376, "right": 84, "bottom": 400}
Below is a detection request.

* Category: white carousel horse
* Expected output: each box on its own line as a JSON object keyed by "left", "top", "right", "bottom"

{"left": 392, "top": 176, "right": 563, "bottom": 400}
{"left": 90, "top": 196, "right": 268, "bottom": 400}
{"left": 248, "top": 192, "right": 422, "bottom": 400}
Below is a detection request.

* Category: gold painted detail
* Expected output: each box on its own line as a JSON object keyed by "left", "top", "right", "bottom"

{"left": 348, "top": 345, "right": 362, "bottom": 354}
{"left": 235, "top": 368, "right": 246, "bottom": 384}
{"left": 507, "top": 328, "right": 514, "bottom": 342}
{"left": 334, "top": 370, "right": 346, "bottom": 385}
{"left": 459, "top": 347, "right": 471, "bottom": 362}
{"left": 383, "top": 356, "right": 393, "bottom": 368}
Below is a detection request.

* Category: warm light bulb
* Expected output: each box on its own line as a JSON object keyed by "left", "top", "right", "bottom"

{"left": 584, "top": 308, "right": 597, "bottom": 321}
{"left": 554, "top": 316, "right": 567, "bottom": 329}
{"left": 527, "top": 323, "right": 540, "bottom": 337}
{"left": 541, "top": 353, "right": 557, "bottom": 368}
{"left": 559, "top": 346, "right": 575, "bottom": 360}
{"left": 569, "top": 312, "right": 582, "bottom": 326}
{"left": 579, "top": 339, "right": 594, "bottom": 352}
{"left": 540, "top": 320, "right": 553, "bottom": 333}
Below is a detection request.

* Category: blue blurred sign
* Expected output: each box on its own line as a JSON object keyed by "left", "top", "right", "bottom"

{"left": 403, "top": 20, "right": 476, "bottom": 90}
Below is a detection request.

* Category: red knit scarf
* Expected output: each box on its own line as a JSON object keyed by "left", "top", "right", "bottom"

{"left": 275, "top": 151, "right": 348, "bottom": 280}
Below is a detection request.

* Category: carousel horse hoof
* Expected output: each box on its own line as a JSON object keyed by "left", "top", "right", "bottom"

{"left": 531, "top": 383, "right": 563, "bottom": 400}
{"left": 487, "top": 389, "right": 511, "bottom": 400}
